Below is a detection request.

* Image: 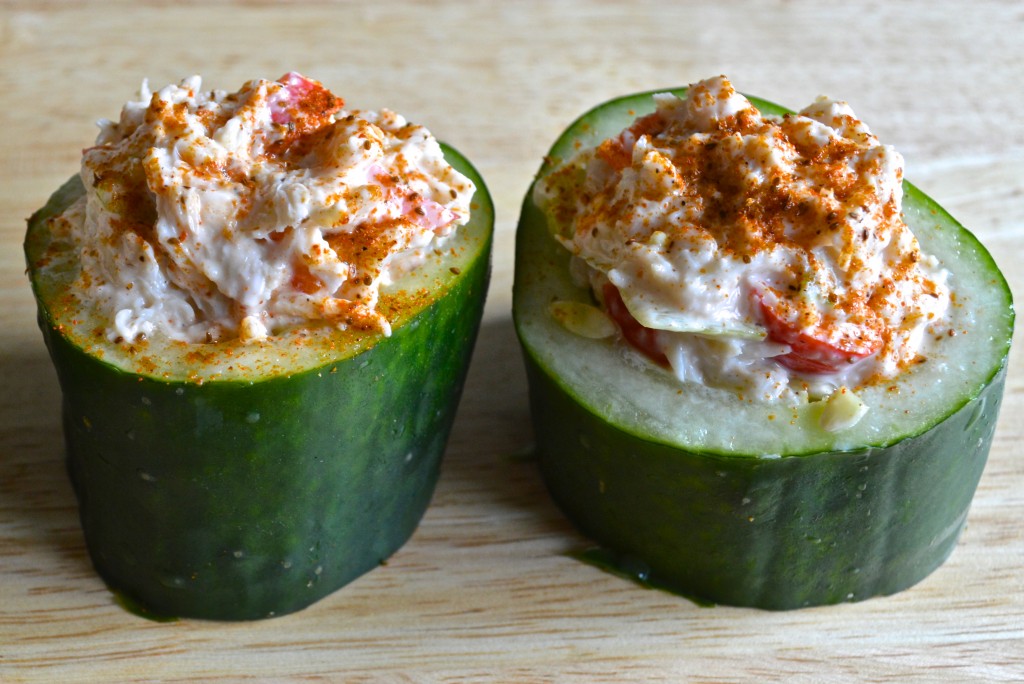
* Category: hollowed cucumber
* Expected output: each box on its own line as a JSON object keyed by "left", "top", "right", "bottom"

{"left": 26, "top": 144, "right": 493, "bottom": 620}
{"left": 513, "top": 89, "right": 1013, "bottom": 609}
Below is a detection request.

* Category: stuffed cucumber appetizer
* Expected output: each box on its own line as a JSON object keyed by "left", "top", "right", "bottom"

{"left": 514, "top": 76, "right": 1013, "bottom": 609}
{"left": 26, "top": 74, "right": 492, "bottom": 620}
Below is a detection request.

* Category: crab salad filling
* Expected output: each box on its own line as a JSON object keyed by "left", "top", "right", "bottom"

{"left": 55, "top": 72, "right": 475, "bottom": 344}
{"left": 536, "top": 75, "right": 951, "bottom": 417}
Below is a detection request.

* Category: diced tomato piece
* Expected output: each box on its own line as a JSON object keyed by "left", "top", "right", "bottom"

{"left": 269, "top": 72, "right": 344, "bottom": 127}
{"left": 404, "top": 196, "right": 455, "bottom": 233}
{"left": 602, "top": 283, "right": 669, "bottom": 366}
{"left": 758, "top": 294, "right": 882, "bottom": 374}
{"left": 368, "top": 165, "right": 457, "bottom": 233}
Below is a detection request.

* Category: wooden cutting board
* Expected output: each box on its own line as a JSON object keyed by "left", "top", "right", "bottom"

{"left": 2, "top": 1, "right": 1022, "bottom": 680}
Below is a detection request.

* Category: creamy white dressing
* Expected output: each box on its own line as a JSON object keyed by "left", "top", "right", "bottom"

{"left": 537, "top": 76, "right": 950, "bottom": 407}
{"left": 62, "top": 74, "right": 475, "bottom": 343}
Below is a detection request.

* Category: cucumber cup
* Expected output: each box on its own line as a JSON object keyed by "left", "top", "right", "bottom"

{"left": 514, "top": 89, "right": 1014, "bottom": 609}
{"left": 26, "top": 145, "right": 492, "bottom": 620}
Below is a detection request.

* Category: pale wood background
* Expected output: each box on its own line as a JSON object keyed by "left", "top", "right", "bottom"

{"left": 1, "top": 1, "right": 1022, "bottom": 682}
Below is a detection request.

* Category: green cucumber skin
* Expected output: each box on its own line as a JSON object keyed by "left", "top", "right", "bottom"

{"left": 30, "top": 146, "right": 493, "bottom": 621}
{"left": 514, "top": 87, "right": 1014, "bottom": 609}
{"left": 527, "top": 353, "right": 1005, "bottom": 609}
{"left": 44, "top": 239, "right": 489, "bottom": 620}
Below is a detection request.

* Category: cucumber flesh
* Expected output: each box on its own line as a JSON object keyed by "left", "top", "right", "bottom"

{"left": 27, "top": 144, "right": 493, "bottom": 620}
{"left": 514, "top": 88, "right": 1014, "bottom": 608}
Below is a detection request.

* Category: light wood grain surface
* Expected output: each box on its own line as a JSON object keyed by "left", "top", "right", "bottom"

{"left": 2, "top": 1, "right": 1022, "bottom": 681}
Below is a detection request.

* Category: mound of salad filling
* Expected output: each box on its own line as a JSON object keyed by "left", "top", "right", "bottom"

{"left": 536, "top": 75, "right": 950, "bottom": 408}
{"left": 54, "top": 73, "right": 475, "bottom": 344}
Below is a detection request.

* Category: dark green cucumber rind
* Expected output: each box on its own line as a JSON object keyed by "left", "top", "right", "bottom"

{"left": 54, "top": 247, "right": 487, "bottom": 620}
{"left": 514, "top": 88, "right": 1014, "bottom": 608}
{"left": 527, "top": 353, "right": 1005, "bottom": 609}
{"left": 29, "top": 146, "right": 493, "bottom": 620}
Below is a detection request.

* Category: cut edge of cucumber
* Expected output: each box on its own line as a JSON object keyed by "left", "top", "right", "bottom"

{"left": 514, "top": 88, "right": 1014, "bottom": 459}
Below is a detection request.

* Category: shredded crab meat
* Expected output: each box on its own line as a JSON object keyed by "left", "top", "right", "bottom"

{"left": 61, "top": 73, "right": 475, "bottom": 344}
